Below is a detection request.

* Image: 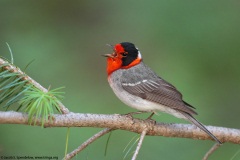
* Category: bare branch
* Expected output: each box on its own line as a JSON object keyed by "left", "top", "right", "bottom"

{"left": 1, "top": 111, "right": 239, "bottom": 144}
{"left": 65, "top": 128, "right": 113, "bottom": 160}
{"left": 203, "top": 143, "right": 222, "bottom": 160}
{"left": 0, "top": 58, "right": 69, "bottom": 114}
{"left": 132, "top": 128, "right": 148, "bottom": 160}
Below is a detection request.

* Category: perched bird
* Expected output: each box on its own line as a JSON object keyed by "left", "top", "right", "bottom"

{"left": 103, "top": 42, "right": 221, "bottom": 144}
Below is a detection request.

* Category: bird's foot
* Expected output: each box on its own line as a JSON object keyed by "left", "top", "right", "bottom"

{"left": 145, "top": 112, "right": 156, "bottom": 124}
{"left": 123, "top": 111, "right": 148, "bottom": 119}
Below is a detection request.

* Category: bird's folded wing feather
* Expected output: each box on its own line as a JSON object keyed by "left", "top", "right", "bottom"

{"left": 121, "top": 78, "right": 197, "bottom": 115}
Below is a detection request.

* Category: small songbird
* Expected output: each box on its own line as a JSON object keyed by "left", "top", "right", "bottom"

{"left": 103, "top": 42, "right": 221, "bottom": 144}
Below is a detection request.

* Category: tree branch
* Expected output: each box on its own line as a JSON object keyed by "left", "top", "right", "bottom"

{"left": 203, "top": 143, "right": 221, "bottom": 160}
{"left": 65, "top": 128, "right": 114, "bottom": 160}
{"left": 0, "top": 111, "right": 239, "bottom": 144}
{"left": 132, "top": 128, "right": 148, "bottom": 160}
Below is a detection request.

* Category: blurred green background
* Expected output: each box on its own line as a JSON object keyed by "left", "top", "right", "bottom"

{"left": 0, "top": 0, "right": 240, "bottom": 159}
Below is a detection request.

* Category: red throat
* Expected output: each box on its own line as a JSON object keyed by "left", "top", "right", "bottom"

{"left": 106, "top": 56, "right": 141, "bottom": 75}
{"left": 106, "top": 57, "right": 122, "bottom": 75}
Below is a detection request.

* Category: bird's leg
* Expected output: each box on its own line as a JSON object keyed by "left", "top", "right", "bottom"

{"left": 124, "top": 111, "right": 148, "bottom": 119}
{"left": 144, "top": 112, "right": 157, "bottom": 125}
{"left": 146, "top": 112, "right": 155, "bottom": 120}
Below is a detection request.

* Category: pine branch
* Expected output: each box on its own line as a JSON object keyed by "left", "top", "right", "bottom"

{"left": 0, "top": 58, "right": 69, "bottom": 114}
{"left": 0, "top": 111, "right": 239, "bottom": 144}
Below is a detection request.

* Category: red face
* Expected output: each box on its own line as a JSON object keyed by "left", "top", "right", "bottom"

{"left": 103, "top": 42, "right": 142, "bottom": 75}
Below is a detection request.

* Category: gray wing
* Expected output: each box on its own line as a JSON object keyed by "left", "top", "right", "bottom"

{"left": 122, "top": 76, "right": 197, "bottom": 115}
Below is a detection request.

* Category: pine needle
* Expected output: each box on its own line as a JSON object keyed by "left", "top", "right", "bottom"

{"left": 6, "top": 42, "right": 14, "bottom": 64}
{"left": 123, "top": 135, "right": 140, "bottom": 159}
{"left": 230, "top": 148, "right": 240, "bottom": 160}
{"left": 65, "top": 128, "right": 70, "bottom": 159}
{"left": 104, "top": 131, "right": 112, "bottom": 156}
{"left": 19, "top": 86, "right": 64, "bottom": 126}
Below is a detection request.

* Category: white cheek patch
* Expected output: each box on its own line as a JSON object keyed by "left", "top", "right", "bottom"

{"left": 136, "top": 47, "right": 142, "bottom": 59}
{"left": 138, "top": 51, "right": 142, "bottom": 59}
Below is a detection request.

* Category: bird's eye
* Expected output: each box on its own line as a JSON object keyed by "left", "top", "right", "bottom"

{"left": 122, "top": 52, "right": 128, "bottom": 57}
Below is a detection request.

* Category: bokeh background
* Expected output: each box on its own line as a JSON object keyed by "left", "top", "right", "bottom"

{"left": 0, "top": 0, "right": 240, "bottom": 159}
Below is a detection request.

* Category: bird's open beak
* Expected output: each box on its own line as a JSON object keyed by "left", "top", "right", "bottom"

{"left": 102, "top": 43, "right": 117, "bottom": 58}
{"left": 102, "top": 53, "right": 113, "bottom": 58}
{"left": 102, "top": 44, "right": 116, "bottom": 58}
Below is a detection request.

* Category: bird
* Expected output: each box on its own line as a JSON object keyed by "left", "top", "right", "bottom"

{"left": 103, "top": 42, "right": 221, "bottom": 144}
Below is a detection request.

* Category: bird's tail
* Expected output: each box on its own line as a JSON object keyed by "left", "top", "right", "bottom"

{"left": 180, "top": 111, "right": 222, "bottom": 144}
